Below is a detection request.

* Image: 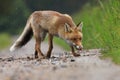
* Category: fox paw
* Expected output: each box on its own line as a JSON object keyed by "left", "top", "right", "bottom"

{"left": 73, "top": 53, "right": 80, "bottom": 57}
{"left": 45, "top": 55, "right": 51, "bottom": 59}
{"left": 35, "top": 55, "right": 45, "bottom": 60}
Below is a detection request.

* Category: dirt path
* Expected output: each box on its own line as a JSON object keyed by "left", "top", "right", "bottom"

{"left": 0, "top": 39, "right": 120, "bottom": 80}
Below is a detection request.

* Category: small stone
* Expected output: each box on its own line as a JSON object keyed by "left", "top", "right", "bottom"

{"left": 6, "top": 57, "right": 14, "bottom": 61}
{"left": 70, "top": 59, "right": 75, "bottom": 62}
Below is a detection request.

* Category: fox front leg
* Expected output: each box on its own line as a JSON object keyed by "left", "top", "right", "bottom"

{"left": 46, "top": 34, "right": 53, "bottom": 58}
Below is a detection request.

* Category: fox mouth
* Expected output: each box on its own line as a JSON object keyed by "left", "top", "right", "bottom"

{"left": 74, "top": 45, "right": 83, "bottom": 50}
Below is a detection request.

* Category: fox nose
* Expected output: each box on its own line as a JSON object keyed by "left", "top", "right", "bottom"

{"left": 76, "top": 45, "right": 83, "bottom": 50}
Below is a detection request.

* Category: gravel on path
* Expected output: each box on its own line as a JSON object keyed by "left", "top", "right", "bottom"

{"left": 0, "top": 39, "right": 120, "bottom": 80}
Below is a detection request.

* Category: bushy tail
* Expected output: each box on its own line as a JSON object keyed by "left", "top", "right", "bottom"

{"left": 10, "top": 19, "right": 33, "bottom": 52}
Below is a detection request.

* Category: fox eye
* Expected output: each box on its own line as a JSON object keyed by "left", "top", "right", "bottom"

{"left": 73, "top": 38, "right": 76, "bottom": 41}
{"left": 79, "top": 38, "right": 82, "bottom": 40}
{"left": 71, "top": 38, "right": 76, "bottom": 41}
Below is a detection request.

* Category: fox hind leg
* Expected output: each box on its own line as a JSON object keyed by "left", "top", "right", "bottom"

{"left": 34, "top": 31, "right": 47, "bottom": 59}
{"left": 34, "top": 35, "right": 45, "bottom": 59}
{"left": 32, "top": 25, "right": 45, "bottom": 59}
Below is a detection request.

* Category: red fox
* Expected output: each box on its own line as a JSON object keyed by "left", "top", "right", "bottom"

{"left": 10, "top": 10, "right": 83, "bottom": 59}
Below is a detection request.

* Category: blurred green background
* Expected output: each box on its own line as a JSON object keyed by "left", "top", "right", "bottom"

{"left": 0, "top": 0, "right": 120, "bottom": 64}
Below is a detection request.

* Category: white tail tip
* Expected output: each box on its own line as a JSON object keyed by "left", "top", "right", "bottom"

{"left": 10, "top": 44, "right": 16, "bottom": 52}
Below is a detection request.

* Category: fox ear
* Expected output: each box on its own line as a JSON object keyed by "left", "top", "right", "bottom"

{"left": 64, "top": 23, "right": 72, "bottom": 33}
{"left": 77, "top": 22, "right": 83, "bottom": 31}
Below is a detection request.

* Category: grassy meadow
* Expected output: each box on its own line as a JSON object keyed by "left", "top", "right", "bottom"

{"left": 73, "top": 0, "right": 120, "bottom": 64}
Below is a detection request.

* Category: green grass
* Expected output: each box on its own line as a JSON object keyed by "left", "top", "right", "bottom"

{"left": 45, "top": 36, "right": 70, "bottom": 51}
{"left": 102, "top": 49, "right": 120, "bottom": 64}
{"left": 73, "top": 0, "right": 120, "bottom": 64}
{"left": 53, "top": 37, "right": 70, "bottom": 50}
{"left": 0, "top": 33, "right": 11, "bottom": 50}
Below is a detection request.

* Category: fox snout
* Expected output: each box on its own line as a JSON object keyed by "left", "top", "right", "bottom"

{"left": 75, "top": 45, "right": 83, "bottom": 50}
{"left": 73, "top": 43, "right": 83, "bottom": 50}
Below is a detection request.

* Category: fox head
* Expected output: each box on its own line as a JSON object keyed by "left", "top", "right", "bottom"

{"left": 64, "top": 22, "right": 83, "bottom": 50}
